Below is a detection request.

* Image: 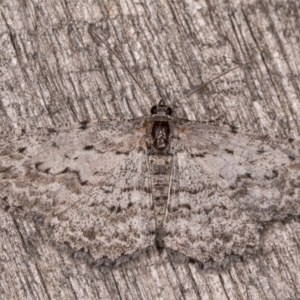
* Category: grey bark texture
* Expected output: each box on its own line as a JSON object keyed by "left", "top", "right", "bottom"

{"left": 1, "top": 0, "right": 300, "bottom": 299}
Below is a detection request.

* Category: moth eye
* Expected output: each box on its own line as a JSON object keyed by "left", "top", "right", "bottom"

{"left": 166, "top": 107, "right": 172, "bottom": 116}
{"left": 151, "top": 106, "right": 158, "bottom": 114}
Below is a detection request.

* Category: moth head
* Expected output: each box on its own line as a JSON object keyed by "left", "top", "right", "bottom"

{"left": 151, "top": 99, "right": 172, "bottom": 116}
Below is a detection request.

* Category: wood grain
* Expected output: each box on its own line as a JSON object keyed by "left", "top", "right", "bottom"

{"left": 1, "top": 0, "right": 300, "bottom": 299}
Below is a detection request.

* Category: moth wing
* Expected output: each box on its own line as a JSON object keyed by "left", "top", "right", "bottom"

{"left": 177, "top": 122, "right": 300, "bottom": 220}
{"left": 163, "top": 122, "right": 300, "bottom": 263}
{"left": 0, "top": 120, "right": 155, "bottom": 261}
{"left": 162, "top": 151, "right": 259, "bottom": 263}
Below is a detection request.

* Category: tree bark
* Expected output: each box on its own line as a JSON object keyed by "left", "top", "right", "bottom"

{"left": 1, "top": 0, "right": 300, "bottom": 299}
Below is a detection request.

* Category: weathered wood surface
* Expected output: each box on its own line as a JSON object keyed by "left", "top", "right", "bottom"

{"left": 1, "top": 0, "right": 300, "bottom": 299}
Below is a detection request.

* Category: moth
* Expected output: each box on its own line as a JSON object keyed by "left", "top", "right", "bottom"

{"left": 1, "top": 25, "right": 300, "bottom": 265}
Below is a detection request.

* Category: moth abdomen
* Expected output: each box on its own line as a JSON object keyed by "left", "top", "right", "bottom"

{"left": 149, "top": 154, "right": 172, "bottom": 229}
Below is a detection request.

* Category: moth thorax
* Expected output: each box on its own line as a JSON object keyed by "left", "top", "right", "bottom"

{"left": 151, "top": 121, "right": 170, "bottom": 149}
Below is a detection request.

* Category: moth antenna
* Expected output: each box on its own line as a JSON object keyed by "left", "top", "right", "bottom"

{"left": 175, "top": 60, "right": 252, "bottom": 105}
{"left": 88, "top": 24, "right": 155, "bottom": 104}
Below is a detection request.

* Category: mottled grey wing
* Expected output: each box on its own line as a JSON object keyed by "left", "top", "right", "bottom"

{"left": 0, "top": 120, "right": 155, "bottom": 261}
{"left": 163, "top": 122, "right": 300, "bottom": 263}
